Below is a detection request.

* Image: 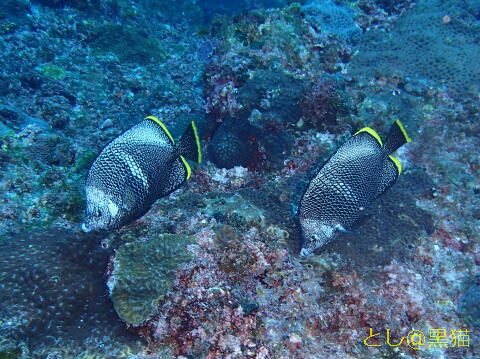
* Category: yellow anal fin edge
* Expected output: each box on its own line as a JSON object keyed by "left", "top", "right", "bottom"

{"left": 395, "top": 119, "right": 412, "bottom": 143}
{"left": 180, "top": 155, "right": 192, "bottom": 180}
{"left": 354, "top": 127, "right": 383, "bottom": 146}
{"left": 191, "top": 121, "right": 202, "bottom": 163}
{"left": 145, "top": 116, "right": 175, "bottom": 144}
{"left": 388, "top": 155, "right": 402, "bottom": 175}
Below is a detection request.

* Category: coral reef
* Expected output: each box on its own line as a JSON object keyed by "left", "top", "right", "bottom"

{"left": 301, "top": 76, "right": 350, "bottom": 128}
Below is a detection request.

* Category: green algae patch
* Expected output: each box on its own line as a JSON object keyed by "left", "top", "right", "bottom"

{"left": 109, "top": 234, "right": 196, "bottom": 326}
{"left": 90, "top": 24, "right": 166, "bottom": 65}
{"left": 0, "top": 348, "right": 20, "bottom": 359}
{"left": 41, "top": 64, "right": 66, "bottom": 80}
{"left": 74, "top": 150, "right": 96, "bottom": 172}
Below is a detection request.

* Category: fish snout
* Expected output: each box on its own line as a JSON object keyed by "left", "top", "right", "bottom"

{"left": 300, "top": 247, "right": 311, "bottom": 257}
{"left": 81, "top": 222, "right": 92, "bottom": 233}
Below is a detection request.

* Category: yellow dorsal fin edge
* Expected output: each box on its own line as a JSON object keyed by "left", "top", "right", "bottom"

{"left": 145, "top": 116, "right": 175, "bottom": 144}
{"left": 388, "top": 155, "right": 402, "bottom": 175}
{"left": 354, "top": 127, "right": 383, "bottom": 146}
{"left": 395, "top": 120, "right": 412, "bottom": 143}
{"left": 180, "top": 155, "right": 192, "bottom": 180}
{"left": 191, "top": 121, "right": 202, "bottom": 163}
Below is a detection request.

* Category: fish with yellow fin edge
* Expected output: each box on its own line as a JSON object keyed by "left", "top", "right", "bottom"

{"left": 82, "top": 116, "right": 202, "bottom": 232}
{"left": 299, "top": 120, "right": 411, "bottom": 257}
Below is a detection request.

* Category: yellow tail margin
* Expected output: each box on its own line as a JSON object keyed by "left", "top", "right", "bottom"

{"left": 145, "top": 116, "right": 175, "bottom": 144}
{"left": 395, "top": 120, "right": 411, "bottom": 143}
{"left": 354, "top": 127, "right": 383, "bottom": 146}
{"left": 191, "top": 121, "right": 202, "bottom": 163}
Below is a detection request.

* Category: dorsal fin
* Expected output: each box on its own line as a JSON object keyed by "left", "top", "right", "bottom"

{"left": 354, "top": 127, "right": 383, "bottom": 146}
{"left": 144, "top": 116, "right": 174, "bottom": 144}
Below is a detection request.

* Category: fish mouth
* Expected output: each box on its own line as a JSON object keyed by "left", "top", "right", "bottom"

{"left": 81, "top": 222, "right": 92, "bottom": 233}
{"left": 300, "top": 248, "right": 311, "bottom": 257}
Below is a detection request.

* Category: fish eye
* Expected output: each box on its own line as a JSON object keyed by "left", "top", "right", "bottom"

{"left": 95, "top": 209, "right": 102, "bottom": 217}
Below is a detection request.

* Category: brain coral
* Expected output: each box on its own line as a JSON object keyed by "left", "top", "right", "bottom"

{"left": 108, "top": 233, "right": 196, "bottom": 326}
{"left": 349, "top": 0, "right": 480, "bottom": 98}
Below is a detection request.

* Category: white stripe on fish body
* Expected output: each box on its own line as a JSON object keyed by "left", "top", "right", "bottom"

{"left": 121, "top": 152, "right": 150, "bottom": 190}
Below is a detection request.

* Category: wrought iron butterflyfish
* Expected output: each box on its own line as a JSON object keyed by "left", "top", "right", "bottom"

{"left": 299, "top": 120, "right": 411, "bottom": 256}
{"left": 82, "top": 116, "right": 201, "bottom": 232}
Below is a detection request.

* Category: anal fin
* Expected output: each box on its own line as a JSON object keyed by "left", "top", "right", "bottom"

{"left": 156, "top": 158, "right": 188, "bottom": 198}
{"left": 377, "top": 156, "right": 401, "bottom": 197}
{"left": 180, "top": 155, "right": 192, "bottom": 180}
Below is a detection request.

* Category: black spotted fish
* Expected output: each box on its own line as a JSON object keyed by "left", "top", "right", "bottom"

{"left": 298, "top": 120, "right": 411, "bottom": 256}
{"left": 81, "top": 116, "right": 201, "bottom": 232}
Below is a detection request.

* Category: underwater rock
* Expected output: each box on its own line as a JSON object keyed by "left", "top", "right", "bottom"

{"left": 201, "top": 192, "right": 266, "bottom": 229}
{"left": 0, "top": 105, "right": 50, "bottom": 131}
{"left": 208, "top": 114, "right": 294, "bottom": 171}
{"left": 108, "top": 233, "right": 196, "bottom": 326}
{"left": 33, "top": 0, "right": 101, "bottom": 12}
{"left": 350, "top": 0, "right": 480, "bottom": 99}
{"left": 0, "top": 0, "right": 30, "bottom": 28}
{"left": 301, "top": 76, "right": 350, "bottom": 129}
{"left": 132, "top": 190, "right": 268, "bottom": 238}
{"left": 208, "top": 118, "right": 260, "bottom": 169}
{"left": 356, "top": 90, "right": 424, "bottom": 136}
{"left": 89, "top": 24, "right": 166, "bottom": 65}
{"left": 458, "top": 277, "right": 480, "bottom": 328}
{"left": 196, "top": 0, "right": 289, "bottom": 19}
{"left": 0, "top": 229, "right": 121, "bottom": 345}
{"left": 2, "top": 0, "right": 30, "bottom": 15}
{"left": 238, "top": 69, "right": 305, "bottom": 124}
{"left": 466, "top": 0, "right": 480, "bottom": 17}
{"left": 302, "top": 0, "right": 361, "bottom": 44}
{"left": 27, "top": 132, "right": 74, "bottom": 167}
{"left": 237, "top": 188, "right": 298, "bottom": 235}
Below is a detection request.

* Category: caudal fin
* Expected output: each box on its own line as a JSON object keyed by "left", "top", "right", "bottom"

{"left": 177, "top": 121, "right": 202, "bottom": 163}
{"left": 383, "top": 120, "right": 411, "bottom": 154}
